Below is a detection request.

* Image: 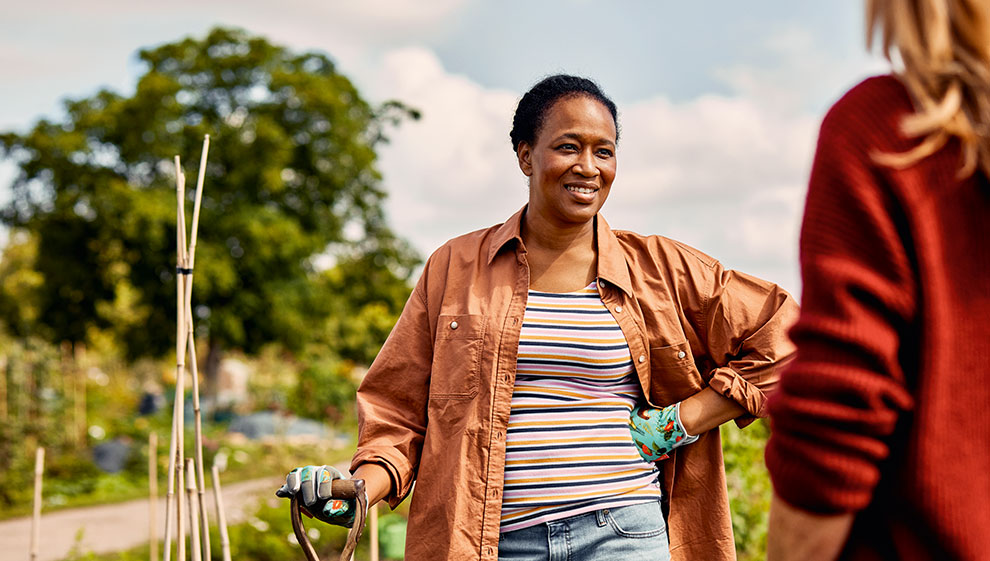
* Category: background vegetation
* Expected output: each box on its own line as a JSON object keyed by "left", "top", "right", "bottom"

{"left": 0, "top": 27, "right": 774, "bottom": 561}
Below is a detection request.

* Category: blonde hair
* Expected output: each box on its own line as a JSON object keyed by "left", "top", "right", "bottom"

{"left": 867, "top": 0, "right": 990, "bottom": 177}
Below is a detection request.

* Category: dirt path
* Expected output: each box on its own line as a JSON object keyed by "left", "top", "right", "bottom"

{"left": 0, "top": 476, "right": 282, "bottom": 561}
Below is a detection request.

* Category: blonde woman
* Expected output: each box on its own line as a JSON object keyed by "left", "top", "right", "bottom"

{"left": 765, "top": 1, "right": 990, "bottom": 560}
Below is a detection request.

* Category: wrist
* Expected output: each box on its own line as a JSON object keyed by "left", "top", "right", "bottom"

{"left": 675, "top": 402, "right": 696, "bottom": 438}
{"left": 351, "top": 462, "right": 393, "bottom": 506}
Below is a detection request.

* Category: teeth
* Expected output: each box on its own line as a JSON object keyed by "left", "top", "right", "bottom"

{"left": 567, "top": 186, "right": 596, "bottom": 194}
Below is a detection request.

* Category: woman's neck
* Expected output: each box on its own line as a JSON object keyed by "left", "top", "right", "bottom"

{"left": 521, "top": 207, "right": 596, "bottom": 253}
{"left": 521, "top": 209, "right": 598, "bottom": 292}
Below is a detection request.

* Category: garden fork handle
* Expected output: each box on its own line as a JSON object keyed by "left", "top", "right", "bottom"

{"left": 291, "top": 479, "right": 367, "bottom": 561}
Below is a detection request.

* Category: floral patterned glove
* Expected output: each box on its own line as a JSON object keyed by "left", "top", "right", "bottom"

{"left": 629, "top": 403, "right": 699, "bottom": 462}
{"left": 275, "top": 465, "right": 362, "bottom": 528}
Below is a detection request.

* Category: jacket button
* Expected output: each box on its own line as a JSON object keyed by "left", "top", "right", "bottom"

{"left": 677, "top": 350, "right": 686, "bottom": 359}
{"left": 450, "top": 321, "right": 459, "bottom": 330}
{"left": 638, "top": 355, "right": 646, "bottom": 363}
{"left": 615, "top": 306, "right": 622, "bottom": 313}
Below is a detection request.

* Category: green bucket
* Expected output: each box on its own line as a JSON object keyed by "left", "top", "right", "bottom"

{"left": 378, "top": 514, "right": 407, "bottom": 559}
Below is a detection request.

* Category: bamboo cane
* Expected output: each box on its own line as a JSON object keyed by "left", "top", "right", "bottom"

{"left": 165, "top": 158, "right": 189, "bottom": 561}
{"left": 370, "top": 502, "right": 379, "bottom": 561}
{"left": 162, "top": 268, "right": 183, "bottom": 561}
{"left": 210, "top": 465, "right": 231, "bottom": 561}
{"left": 30, "top": 447, "right": 44, "bottom": 561}
{"left": 149, "top": 432, "right": 159, "bottom": 561}
{"left": 176, "top": 163, "right": 188, "bottom": 561}
{"left": 162, "top": 351, "right": 179, "bottom": 561}
{"left": 185, "top": 135, "right": 211, "bottom": 561}
{"left": 184, "top": 302, "right": 208, "bottom": 561}
{"left": 185, "top": 460, "right": 201, "bottom": 561}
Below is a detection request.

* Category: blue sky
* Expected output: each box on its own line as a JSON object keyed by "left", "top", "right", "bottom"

{"left": 0, "top": 0, "right": 889, "bottom": 294}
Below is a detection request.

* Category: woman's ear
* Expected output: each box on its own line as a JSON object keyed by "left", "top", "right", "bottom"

{"left": 517, "top": 142, "right": 534, "bottom": 177}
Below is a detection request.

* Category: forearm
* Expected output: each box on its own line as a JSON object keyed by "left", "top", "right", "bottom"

{"left": 677, "top": 386, "right": 745, "bottom": 435}
{"left": 767, "top": 492, "right": 853, "bottom": 561}
{"left": 351, "top": 463, "right": 394, "bottom": 507}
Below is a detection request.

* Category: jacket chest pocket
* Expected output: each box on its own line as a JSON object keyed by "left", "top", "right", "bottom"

{"left": 648, "top": 340, "right": 705, "bottom": 406}
{"left": 429, "top": 314, "right": 486, "bottom": 400}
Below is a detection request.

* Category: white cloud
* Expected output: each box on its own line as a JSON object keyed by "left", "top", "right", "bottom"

{"left": 606, "top": 94, "right": 816, "bottom": 294}
{"left": 0, "top": 8, "right": 885, "bottom": 297}
{"left": 372, "top": 47, "right": 523, "bottom": 254}
{"left": 369, "top": 48, "right": 818, "bottom": 294}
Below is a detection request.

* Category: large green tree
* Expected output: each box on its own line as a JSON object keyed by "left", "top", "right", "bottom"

{"left": 0, "top": 27, "right": 419, "bottom": 374}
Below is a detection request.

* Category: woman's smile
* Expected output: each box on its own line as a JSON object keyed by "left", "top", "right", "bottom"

{"left": 564, "top": 182, "right": 599, "bottom": 202}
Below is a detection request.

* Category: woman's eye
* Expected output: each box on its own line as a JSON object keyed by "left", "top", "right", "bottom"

{"left": 557, "top": 143, "right": 578, "bottom": 151}
{"left": 596, "top": 148, "right": 614, "bottom": 158}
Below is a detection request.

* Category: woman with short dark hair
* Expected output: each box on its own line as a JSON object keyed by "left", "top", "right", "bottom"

{"left": 280, "top": 74, "right": 797, "bottom": 561}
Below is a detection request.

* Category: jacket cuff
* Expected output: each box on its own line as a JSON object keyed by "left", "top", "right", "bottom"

{"left": 707, "top": 366, "right": 767, "bottom": 428}
{"left": 350, "top": 448, "right": 415, "bottom": 509}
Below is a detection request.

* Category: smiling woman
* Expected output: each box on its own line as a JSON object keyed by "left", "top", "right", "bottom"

{"left": 277, "top": 74, "right": 799, "bottom": 561}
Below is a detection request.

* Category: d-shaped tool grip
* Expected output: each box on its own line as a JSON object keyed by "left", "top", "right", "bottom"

{"left": 291, "top": 478, "right": 367, "bottom": 561}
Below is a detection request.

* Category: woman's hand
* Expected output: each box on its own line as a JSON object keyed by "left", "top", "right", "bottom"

{"left": 275, "top": 465, "right": 365, "bottom": 528}
{"left": 629, "top": 403, "right": 699, "bottom": 462}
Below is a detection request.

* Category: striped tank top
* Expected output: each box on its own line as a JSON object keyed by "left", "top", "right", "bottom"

{"left": 499, "top": 281, "right": 662, "bottom": 532}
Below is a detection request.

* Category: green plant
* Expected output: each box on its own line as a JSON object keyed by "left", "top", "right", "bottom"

{"left": 722, "top": 419, "right": 772, "bottom": 561}
{"left": 288, "top": 354, "right": 358, "bottom": 424}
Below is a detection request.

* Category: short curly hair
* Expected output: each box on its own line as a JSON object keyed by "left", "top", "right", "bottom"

{"left": 510, "top": 74, "right": 619, "bottom": 153}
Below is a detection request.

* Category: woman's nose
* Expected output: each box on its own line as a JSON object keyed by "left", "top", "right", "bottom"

{"left": 573, "top": 150, "right": 599, "bottom": 176}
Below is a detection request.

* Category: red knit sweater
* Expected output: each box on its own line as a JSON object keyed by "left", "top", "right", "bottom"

{"left": 765, "top": 75, "right": 990, "bottom": 560}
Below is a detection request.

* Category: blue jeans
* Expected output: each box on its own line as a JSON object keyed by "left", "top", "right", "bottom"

{"left": 497, "top": 501, "right": 671, "bottom": 561}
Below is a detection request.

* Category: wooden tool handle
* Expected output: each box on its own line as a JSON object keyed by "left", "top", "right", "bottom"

{"left": 291, "top": 495, "right": 321, "bottom": 561}
{"left": 329, "top": 478, "right": 361, "bottom": 499}
{"left": 290, "top": 478, "right": 368, "bottom": 561}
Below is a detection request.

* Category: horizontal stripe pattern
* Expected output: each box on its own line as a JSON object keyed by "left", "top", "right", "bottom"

{"left": 500, "top": 282, "right": 661, "bottom": 532}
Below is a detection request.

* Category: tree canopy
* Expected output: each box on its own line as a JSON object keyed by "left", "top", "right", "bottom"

{"left": 0, "top": 27, "right": 419, "bottom": 364}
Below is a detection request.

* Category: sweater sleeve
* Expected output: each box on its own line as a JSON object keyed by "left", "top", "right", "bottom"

{"left": 765, "top": 79, "right": 917, "bottom": 514}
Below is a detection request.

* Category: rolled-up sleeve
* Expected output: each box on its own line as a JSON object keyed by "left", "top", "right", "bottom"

{"left": 703, "top": 265, "right": 799, "bottom": 427}
{"left": 350, "top": 273, "right": 434, "bottom": 508}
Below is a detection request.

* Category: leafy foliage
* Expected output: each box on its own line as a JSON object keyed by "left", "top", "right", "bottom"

{"left": 0, "top": 27, "right": 419, "bottom": 361}
{"left": 287, "top": 355, "right": 357, "bottom": 423}
{"left": 722, "top": 419, "right": 772, "bottom": 561}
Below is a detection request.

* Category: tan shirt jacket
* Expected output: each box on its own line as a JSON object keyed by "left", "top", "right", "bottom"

{"left": 351, "top": 207, "right": 798, "bottom": 561}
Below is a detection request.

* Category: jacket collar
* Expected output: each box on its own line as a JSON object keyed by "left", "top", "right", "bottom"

{"left": 487, "top": 205, "right": 634, "bottom": 297}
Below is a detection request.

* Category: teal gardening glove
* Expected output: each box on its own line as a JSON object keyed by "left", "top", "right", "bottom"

{"left": 629, "top": 403, "right": 699, "bottom": 462}
{"left": 275, "top": 465, "right": 363, "bottom": 528}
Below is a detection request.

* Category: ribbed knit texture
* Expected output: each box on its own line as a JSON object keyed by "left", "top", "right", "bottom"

{"left": 499, "top": 282, "right": 661, "bottom": 532}
{"left": 765, "top": 76, "right": 990, "bottom": 560}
